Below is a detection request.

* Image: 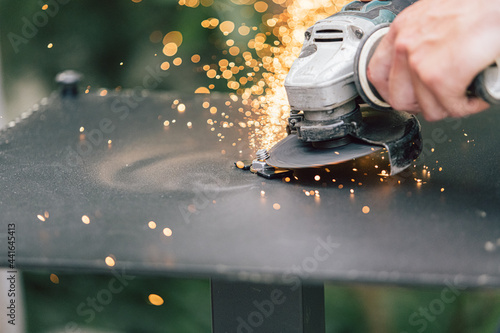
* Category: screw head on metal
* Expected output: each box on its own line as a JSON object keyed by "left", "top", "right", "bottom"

{"left": 55, "top": 70, "right": 83, "bottom": 97}
{"left": 354, "top": 28, "right": 364, "bottom": 39}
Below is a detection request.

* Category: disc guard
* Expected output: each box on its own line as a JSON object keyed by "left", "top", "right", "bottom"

{"left": 267, "top": 108, "right": 422, "bottom": 175}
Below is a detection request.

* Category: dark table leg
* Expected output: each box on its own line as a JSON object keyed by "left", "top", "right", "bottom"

{"left": 211, "top": 279, "right": 325, "bottom": 333}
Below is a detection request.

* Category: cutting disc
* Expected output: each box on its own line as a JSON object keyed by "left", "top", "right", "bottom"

{"left": 267, "top": 135, "right": 381, "bottom": 169}
{"left": 267, "top": 108, "right": 422, "bottom": 175}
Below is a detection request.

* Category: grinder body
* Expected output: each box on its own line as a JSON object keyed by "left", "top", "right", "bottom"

{"left": 266, "top": 0, "right": 499, "bottom": 176}
{"left": 285, "top": 0, "right": 417, "bottom": 144}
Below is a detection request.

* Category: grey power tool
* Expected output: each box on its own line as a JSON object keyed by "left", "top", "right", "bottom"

{"left": 260, "top": 0, "right": 500, "bottom": 177}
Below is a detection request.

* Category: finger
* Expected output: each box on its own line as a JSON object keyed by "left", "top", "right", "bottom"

{"left": 367, "top": 32, "right": 396, "bottom": 103}
{"left": 435, "top": 93, "right": 490, "bottom": 118}
{"left": 411, "top": 73, "right": 449, "bottom": 121}
{"left": 386, "top": 40, "right": 418, "bottom": 112}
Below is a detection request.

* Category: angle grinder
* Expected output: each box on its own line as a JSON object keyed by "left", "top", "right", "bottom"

{"left": 260, "top": 0, "right": 500, "bottom": 177}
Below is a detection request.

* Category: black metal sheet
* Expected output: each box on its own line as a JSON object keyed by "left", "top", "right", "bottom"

{"left": 1, "top": 91, "right": 500, "bottom": 288}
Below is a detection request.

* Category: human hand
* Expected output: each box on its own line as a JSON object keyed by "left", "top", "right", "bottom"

{"left": 367, "top": 0, "right": 500, "bottom": 121}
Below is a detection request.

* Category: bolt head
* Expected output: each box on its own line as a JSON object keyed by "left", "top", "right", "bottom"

{"left": 55, "top": 70, "right": 82, "bottom": 85}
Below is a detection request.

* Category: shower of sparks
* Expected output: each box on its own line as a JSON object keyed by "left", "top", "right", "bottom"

{"left": 174, "top": 0, "right": 350, "bottom": 150}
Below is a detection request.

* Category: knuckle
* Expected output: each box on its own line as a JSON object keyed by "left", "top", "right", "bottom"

{"left": 393, "top": 38, "right": 410, "bottom": 55}
{"left": 407, "top": 56, "right": 442, "bottom": 89}
{"left": 407, "top": 55, "right": 421, "bottom": 72}
{"left": 419, "top": 69, "right": 442, "bottom": 89}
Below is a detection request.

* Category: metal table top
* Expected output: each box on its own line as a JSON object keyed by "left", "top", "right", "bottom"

{"left": 1, "top": 91, "right": 499, "bottom": 288}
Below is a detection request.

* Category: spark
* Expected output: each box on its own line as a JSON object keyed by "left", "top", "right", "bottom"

{"left": 173, "top": 57, "right": 182, "bottom": 66}
{"left": 148, "top": 294, "right": 164, "bottom": 306}
{"left": 161, "top": 62, "right": 170, "bottom": 71}
{"left": 50, "top": 274, "right": 59, "bottom": 284}
{"left": 163, "top": 227, "right": 173, "bottom": 237}
{"left": 82, "top": 215, "right": 90, "bottom": 224}
{"left": 105, "top": 256, "right": 115, "bottom": 267}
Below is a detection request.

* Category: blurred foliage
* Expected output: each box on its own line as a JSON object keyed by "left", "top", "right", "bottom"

{"left": 23, "top": 271, "right": 212, "bottom": 333}
{"left": 0, "top": 0, "right": 266, "bottom": 117}
{"left": 23, "top": 271, "right": 500, "bottom": 333}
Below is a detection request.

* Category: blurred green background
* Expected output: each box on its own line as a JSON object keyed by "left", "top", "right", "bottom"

{"left": 22, "top": 271, "right": 500, "bottom": 332}
{"left": 2, "top": 0, "right": 500, "bottom": 332}
{"left": 0, "top": 0, "right": 266, "bottom": 122}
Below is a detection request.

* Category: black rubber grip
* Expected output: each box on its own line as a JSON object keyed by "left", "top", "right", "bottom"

{"left": 470, "top": 64, "right": 500, "bottom": 105}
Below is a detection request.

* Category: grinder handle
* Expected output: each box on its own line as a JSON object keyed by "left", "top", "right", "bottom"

{"left": 470, "top": 60, "right": 500, "bottom": 105}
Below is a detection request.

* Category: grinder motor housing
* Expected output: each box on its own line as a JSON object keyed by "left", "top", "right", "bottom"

{"left": 284, "top": 0, "right": 418, "bottom": 145}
